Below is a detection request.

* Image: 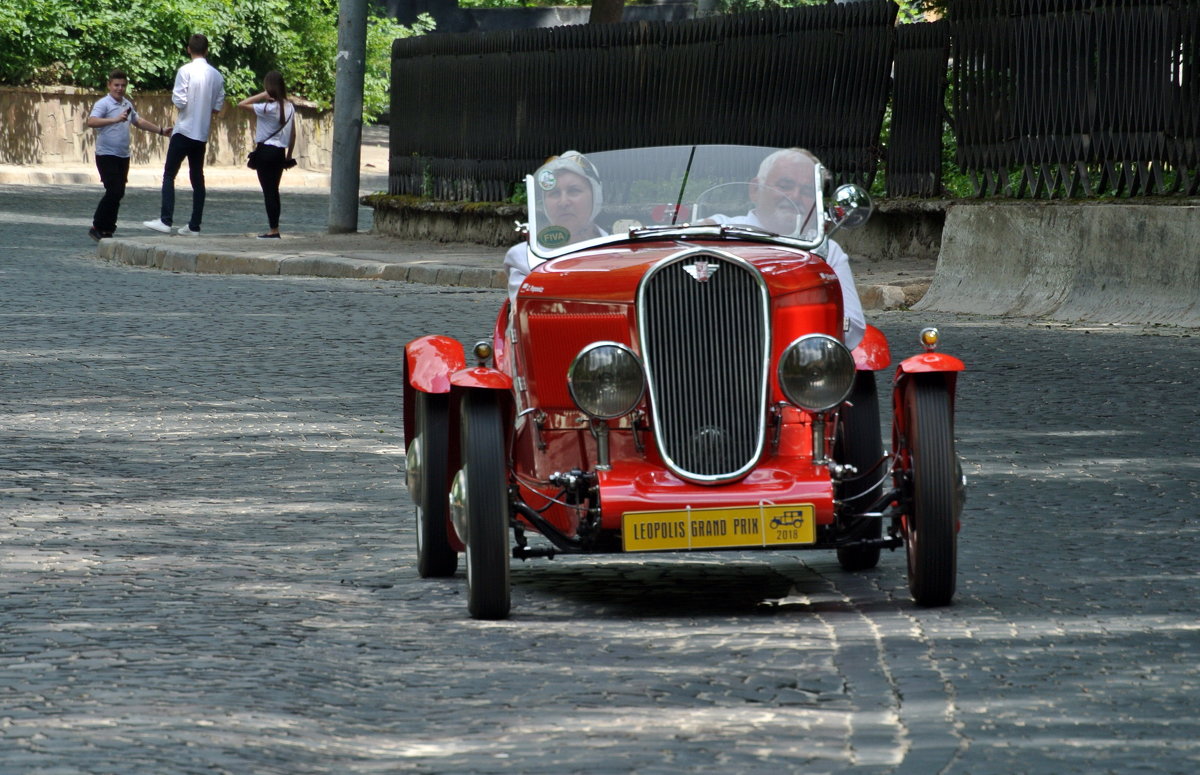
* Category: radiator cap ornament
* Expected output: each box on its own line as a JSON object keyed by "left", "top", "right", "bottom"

{"left": 683, "top": 258, "right": 719, "bottom": 283}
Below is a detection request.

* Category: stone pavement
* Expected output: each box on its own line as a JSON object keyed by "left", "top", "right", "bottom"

{"left": 4, "top": 182, "right": 1200, "bottom": 774}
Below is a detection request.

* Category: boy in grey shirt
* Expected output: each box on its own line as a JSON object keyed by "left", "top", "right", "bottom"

{"left": 86, "top": 70, "right": 171, "bottom": 240}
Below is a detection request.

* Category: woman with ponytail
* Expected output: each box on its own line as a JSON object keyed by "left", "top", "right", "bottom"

{"left": 238, "top": 71, "right": 297, "bottom": 238}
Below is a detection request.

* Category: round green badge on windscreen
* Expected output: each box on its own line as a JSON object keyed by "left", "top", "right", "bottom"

{"left": 538, "top": 225, "right": 570, "bottom": 247}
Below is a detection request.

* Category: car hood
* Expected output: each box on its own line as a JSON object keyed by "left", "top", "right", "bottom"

{"left": 521, "top": 240, "right": 837, "bottom": 305}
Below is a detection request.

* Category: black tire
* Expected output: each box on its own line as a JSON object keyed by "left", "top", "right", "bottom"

{"left": 835, "top": 371, "right": 885, "bottom": 571}
{"left": 459, "top": 391, "right": 511, "bottom": 620}
{"left": 901, "top": 377, "right": 958, "bottom": 607}
{"left": 413, "top": 392, "right": 457, "bottom": 578}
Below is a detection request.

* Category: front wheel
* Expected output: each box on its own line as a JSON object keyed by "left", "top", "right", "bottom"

{"left": 458, "top": 390, "right": 511, "bottom": 620}
{"left": 900, "top": 377, "right": 959, "bottom": 607}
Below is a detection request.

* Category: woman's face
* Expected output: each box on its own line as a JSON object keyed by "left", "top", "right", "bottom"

{"left": 543, "top": 170, "right": 594, "bottom": 238}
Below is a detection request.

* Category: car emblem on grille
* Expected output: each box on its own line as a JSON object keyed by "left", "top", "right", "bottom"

{"left": 683, "top": 259, "right": 719, "bottom": 283}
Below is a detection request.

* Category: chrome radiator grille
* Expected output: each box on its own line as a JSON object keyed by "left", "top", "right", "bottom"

{"left": 638, "top": 252, "right": 770, "bottom": 482}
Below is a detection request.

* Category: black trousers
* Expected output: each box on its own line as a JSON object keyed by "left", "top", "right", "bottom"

{"left": 160, "top": 133, "right": 208, "bottom": 230}
{"left": 93, "top": 154, "right": 130, "bottom": 234}
{"left": 253, "top": 144, "right": 287, "bottom": 230}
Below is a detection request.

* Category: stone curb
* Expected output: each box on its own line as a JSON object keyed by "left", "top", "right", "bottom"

{"left": 98, "top": 239, "right": 510, "bottom": 290}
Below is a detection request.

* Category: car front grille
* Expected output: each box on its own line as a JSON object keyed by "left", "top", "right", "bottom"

{"left": 637, "top": 251, "right": 770, "bottom": 482}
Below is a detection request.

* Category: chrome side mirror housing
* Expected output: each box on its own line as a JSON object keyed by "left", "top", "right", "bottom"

{"left": 827, "top": 184, "right": 873, "bottom": 232}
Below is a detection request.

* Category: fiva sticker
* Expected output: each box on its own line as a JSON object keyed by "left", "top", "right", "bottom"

{"left": 537, "top": 225, "right": 571, "bottom": 247}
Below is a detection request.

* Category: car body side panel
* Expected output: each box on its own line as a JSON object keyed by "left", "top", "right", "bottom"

{"left": 511, "top": 240, "right": 847, "bottom": 440}
{"left": 525, "top": 242, "right": 838, "bottom": 305}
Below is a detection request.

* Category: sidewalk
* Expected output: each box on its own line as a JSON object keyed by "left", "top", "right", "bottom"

{"left": 91, "top": 228, "right": 932, "bottom": 308}
{"left": 3, "top": 125, "right": 933, "bottom": 308}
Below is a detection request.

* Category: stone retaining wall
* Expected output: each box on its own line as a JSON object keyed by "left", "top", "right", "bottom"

{"left": 1, "top": 85, "right": 332, "bottom": 170}
{"left": 364, "top": 194, "right": 528, "bottom": 247}
{"left": 918, "top": 201, "right": 1200, "bottom": 326}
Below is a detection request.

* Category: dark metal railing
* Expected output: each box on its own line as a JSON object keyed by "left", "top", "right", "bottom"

{"left": 950, "top": 0, "right": 1200, "bottom": 197}
{"left": 387, "top": 1, "right": 1200, "bottom": 201}
{"left": 888, "top": 21, "right": 950, "bottom": 197}
{"left": 389, "top": 3, "right": 898, "bottom": 201}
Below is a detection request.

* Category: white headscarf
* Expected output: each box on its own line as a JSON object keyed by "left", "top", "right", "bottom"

{"left": 535, "top": 150, "right": 603, "bottom": 221}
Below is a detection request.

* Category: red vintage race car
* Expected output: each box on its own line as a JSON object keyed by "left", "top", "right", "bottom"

{"left": 403, "top": 145, "right": 965, "bottom": 619}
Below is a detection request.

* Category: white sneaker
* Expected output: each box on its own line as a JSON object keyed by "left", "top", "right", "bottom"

{"left": 142, "top": 218, "right": 172, "bottom": 234}
{"left": 177, "top": 225, "right": 201, "bottom": 236}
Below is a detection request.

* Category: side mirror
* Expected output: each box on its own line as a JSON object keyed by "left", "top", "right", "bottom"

{"left": 827, "top": 184, "right": 873, "bottom": 232}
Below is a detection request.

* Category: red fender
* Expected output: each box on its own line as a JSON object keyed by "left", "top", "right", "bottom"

{"left": 852, "top": 324, "right": 891, "bottom": 371}
{"left": 450, "top": 366, "right": 513, "bottom": 391}
{"left": 405, "top": 335, "right": 467, "bottom": 394}
{"left": 403, "top": 335, "right": 467, "bottom": 443}
{"left": 892, "top": 351, "right": 965, "bottom": 425}
{"left": 895, "top": 351, "right": 966, "bottom": 376}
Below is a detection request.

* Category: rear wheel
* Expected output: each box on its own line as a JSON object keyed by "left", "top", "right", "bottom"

{"left": 411, "top": 392, "right": 457, "bottom": 578}
{"left": 901, "top": 377, "right": 958, "bottom": 606}
{"left": 835, "top": 371, "right": 884, "bottom": 571}
{"left": 459, "top": 391, "right": 511, "bottom": 620}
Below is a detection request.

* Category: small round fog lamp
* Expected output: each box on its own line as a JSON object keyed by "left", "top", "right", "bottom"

{"left": 473, "top": 340, "right": 494, "bottom": 364}
{"left": 777, "top": 334, "right": 856, "bottom": 412}
{"left": 567, "top": 342, "right": 645, "bottom": 420}
{"left": 920, "top": 327, "right": 940, "bottom": 351}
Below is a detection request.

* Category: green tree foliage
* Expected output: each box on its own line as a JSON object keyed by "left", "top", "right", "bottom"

{"left": 0, "top": 0, "right": 433, "bottom": 123}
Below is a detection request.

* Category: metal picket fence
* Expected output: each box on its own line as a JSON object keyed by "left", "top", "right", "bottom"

{"left": 389, "top": 2, "right": 898, "bottom": 201}
{"left": 388, "top": 0, "right": 1200, "bottom": 201}
{"left": 950, "top": 0, "right": 1200, "bottom": 197}
{"left": 889, "top": 20, "right": 951, "bottom": 197}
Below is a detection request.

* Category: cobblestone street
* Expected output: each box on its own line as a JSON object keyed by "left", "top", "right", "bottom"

{"left": 2, "top": 184, "right": 1199, "bottom": 774}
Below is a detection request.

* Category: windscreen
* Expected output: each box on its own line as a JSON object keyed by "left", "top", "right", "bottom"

{"left": 526, "top": 145, "right": 826, "bottom": 260}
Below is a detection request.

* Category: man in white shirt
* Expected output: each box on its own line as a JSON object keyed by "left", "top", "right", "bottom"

{"left": 710, "top": 148, "right": 866, "bottom": 350}
{"left": 143, "top": 34, "right": 225, "bottom": 236}
{"left": 86, "top": 69, "right": 171, "bottom": 241}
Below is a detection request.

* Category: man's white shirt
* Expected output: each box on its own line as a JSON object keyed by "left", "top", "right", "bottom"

{"left": 171, "top": 57, "right": 225, "bottom": 142}
{"left": 705, "top": 211, "right": 865, "bottom": 350}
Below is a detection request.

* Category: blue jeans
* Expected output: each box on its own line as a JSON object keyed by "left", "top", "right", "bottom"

{"left": 160, "top": 133, "right": 208, "bottom": 230}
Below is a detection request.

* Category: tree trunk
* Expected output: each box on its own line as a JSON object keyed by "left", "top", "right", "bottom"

{"left": 589, "top": 0, "right": 624, "bottom": 24}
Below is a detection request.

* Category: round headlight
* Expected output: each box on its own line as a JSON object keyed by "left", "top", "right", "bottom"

{"left": 567, "top": 342, "right": 645, "bottom": 420}
{"left": 777, "top": 334, "right": 856, "bottom": 411}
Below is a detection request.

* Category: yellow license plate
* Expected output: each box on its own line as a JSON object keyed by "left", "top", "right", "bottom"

{"left": 622, "top": 503, "right": 816, "bottom": 552}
